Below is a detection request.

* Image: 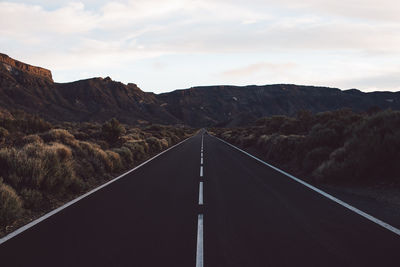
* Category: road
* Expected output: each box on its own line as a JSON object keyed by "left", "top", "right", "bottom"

{"left": 1, "top": 130, "right": 400, "bottom": 266}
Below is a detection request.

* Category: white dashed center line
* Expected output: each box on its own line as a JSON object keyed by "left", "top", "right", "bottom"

{"left": 196, "top": 133, "right": 205, "bottom": 267}
{"left": 199, "top": 182, "right": 204, "bottom": 205}
{"left": 196, "top": 214, "right": 204, "bottom": 267}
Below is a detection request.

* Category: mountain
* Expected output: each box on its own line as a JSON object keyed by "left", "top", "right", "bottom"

{"left": 1, "top": 53, "right": 400, "bottom": 127}
{"left": 0, "top": 53, "right": 178, "bottom": 125}
{"left": 158, "top": 85, "right": 400, "bottom": 127}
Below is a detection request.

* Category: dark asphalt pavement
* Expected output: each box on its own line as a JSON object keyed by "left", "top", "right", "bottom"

{"left": 1, "top": 130, "right": 400, "bottom": 266}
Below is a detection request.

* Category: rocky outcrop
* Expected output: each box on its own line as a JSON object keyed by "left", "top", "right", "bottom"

{"left": 0, "top": 53, "right": 53, "bottom": 82}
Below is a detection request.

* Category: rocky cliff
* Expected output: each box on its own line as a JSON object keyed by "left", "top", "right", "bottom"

{"left": 0, "top": 53, "right": 53, "bottom": 82}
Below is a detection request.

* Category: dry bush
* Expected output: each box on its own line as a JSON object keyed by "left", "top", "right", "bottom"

{"left": 169, "top": 134, "right": 180, "bottom": 144}
{"left": 262, "top": 135, "right": 305, "bottom": 163}
{"left": 2, "top": 110, "right": 52, "bottom": 134}
{"left": 146, "top": 137, "right": 163, "bottom": 152}
{"left": 106, "top": 150, "right": 123, "bottom": 172}
{"left": 77, "top": 141, "right": 112, "bottom": 173}
{"left": 257, "top": 135, "right": 271, "bottom": 149}
{"left": 21, "top": 134, "right": 43, "bottom": 145}
{"left": 123, "top": 140, "right": 148, "bottom": 161}
{"left": 312, "top": 145, "right": 352, "bottom": 183}
{"left": 0, "top": 110, "right": 195, "bottom": 230}
{"left": 0, "top": 179, "right": 23, "bottom": 225}
{"left": 159, "top": 138, "right": 169, "bottom": 149}
{"left": 21, "top": 188, "right": 43, "bottom": 210}
{"left": 0, "top": 127, "right": 9, "bottom": 144}
{"left": 40, "top": 143, "right": 77, "bottom": 193}
{"left": 112, "top": 147, "right": 134, "bottom": 165}
{"left": 237, "top": 133, "right": 256, "bottom": 147}
{"left": 313, "top": 110, "right": 400, "bottom": 183}
{"left": 302, "top": 147, "right": 333, "bottom": 173}
{"left": 0, "top": 108, "right": 13, "bottom": 120}
{"left": 102, "top": 118, "right": 126, "bottom": 144}
{"left": 41, "top": 129, "right": 75, "bottom": 143}
{"left": 0, "top": 142, "right": 81, "bottom": 195}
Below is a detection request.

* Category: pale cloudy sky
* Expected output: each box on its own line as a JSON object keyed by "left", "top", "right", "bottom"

{"left": 1, "top": 0, "right": 400, "bottom": 93}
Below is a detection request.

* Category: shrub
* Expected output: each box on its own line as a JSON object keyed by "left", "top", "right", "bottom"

{"left": 106, "top": 150, "right": 123, "bottom": 172}
{"left": 102, "top": 118, "right": 126, "bottom": 144}
{"left": 170, "top": 134, "right": 180, "bottom": 144}
{"left": 0, "top": 127, "right": 9, "bottom": 144}
{"left": 262, "top": 134, "right": 304, "bottom": 163}
{"left": 21, "top": 188, "right": 43, "bottom": 210}
{"left": 112, "top": 147, "right": 134, "bottom": 165}
{"left": 313, "top": 145, "right": 353, "bottom": 183}
{"left": 123, "top": 141, "right": 148, "bottom": 161}
{"left": 77, "top": 141, "right": 112, "bottom": 173}
{"left": 159, "top": 138, "right": 169, "bottom": 149}
{"left": 0, "top": 143, "right": 78, "bottom": 195}
{"left": 41, "top": 129, "right": 75, "bottom": 143}
{"left": 3, "top": 110, "right": 52, "bottom": 134}
{"left": 41, "top": 144, "right": 76, "bottom": 194}
{"left": 0, "top": 179, "right": 23, "bottom": 225}
{"left": 146, "top": 137, "right": 163, "bottom": 152}
{"left": 0, "top": 110, "right": 196, "bottom": 231}
{"left": 303, "top": 147, "right": 333, "bottom": 173}
{"left": 21, "top": 134, "right": 43, "bottom": 145}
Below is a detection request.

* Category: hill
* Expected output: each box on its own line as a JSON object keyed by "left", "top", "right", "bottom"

{"left": 0, "top": 53, "right": 178, "bottom": 125}
{"left": 159, "top": 85, "right": 400, "bottom": 127}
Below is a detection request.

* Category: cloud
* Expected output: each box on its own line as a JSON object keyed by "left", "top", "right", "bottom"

{"left": 1, "top": 0, "right": 400, "bottom": 92}
{"left": 222, "top": 62, "right": 297, "bottom": 78}
{"left": 0, "top": 2, "right": 98, "bottom": 37}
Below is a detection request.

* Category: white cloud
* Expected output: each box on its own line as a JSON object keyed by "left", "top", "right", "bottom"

{"left": 222, "top": 62, "right": 297, "bottom": 78}
{"left": 1, "top": 0, "right": 400, "bottom": 92}
{"left": 0, "top": 2, "right": 98, "bottom": 37}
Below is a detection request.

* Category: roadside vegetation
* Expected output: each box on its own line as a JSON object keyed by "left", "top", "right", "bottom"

{"left": 0, "top": 109, "right": 194, "bottom": 236}
{"left": 211, "top": 109, "right": 400, "bottom": 186}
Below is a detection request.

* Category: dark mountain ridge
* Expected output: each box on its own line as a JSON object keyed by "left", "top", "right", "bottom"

{"left": 1, "top": 53, "right": 400, "bottom": 126}
{"left": 0, "top": 54, "right": 178, "bottom": 125}
{"left": 158, "top": 85, "right": 400, "bottom": 127}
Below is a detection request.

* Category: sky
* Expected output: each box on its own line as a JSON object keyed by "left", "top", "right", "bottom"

{"left": 1, "top": 0, "right": 400, "bottom": 93}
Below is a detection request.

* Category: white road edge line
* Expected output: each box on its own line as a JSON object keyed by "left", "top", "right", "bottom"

{"left": 200, "top": 166, "right": 203, "bottom": 177}
{"left": 0, "top": 135, "right": 194, "bottom": 245}
{"left": 196, "top": 214, "right": 204, "bottom": 267}
{"left": 199, "top": 182, "right": 204, "bottom": 205}
{"left": 215, "top": 136, "right": 400, "bottom": 237}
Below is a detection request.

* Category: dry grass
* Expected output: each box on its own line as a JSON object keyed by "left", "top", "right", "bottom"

{"left": 0, "top": 179, "right": 23, "bottom": 225}
{"left": 0, "top": 113, "right": 195, "bottom": 234}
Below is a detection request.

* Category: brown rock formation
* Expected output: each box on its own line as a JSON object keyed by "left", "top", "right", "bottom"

{"left": 0, "top": 53, "right": 53, "bottom": 82}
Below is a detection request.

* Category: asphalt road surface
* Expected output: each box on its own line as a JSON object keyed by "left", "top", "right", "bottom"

{"left": 1, "top": 130, "right": 400, "bottom": 266}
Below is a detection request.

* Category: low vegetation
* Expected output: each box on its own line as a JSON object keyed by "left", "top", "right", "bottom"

{"left": 0, "top": 110, "right": 194, "bottom": 236}
{"left": 212, "top": 109, "right": 400, "bottom": 186}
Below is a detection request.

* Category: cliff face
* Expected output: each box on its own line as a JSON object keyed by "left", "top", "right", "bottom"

{"left": 0, "top": 53, "right": 53, "bottom": 82}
